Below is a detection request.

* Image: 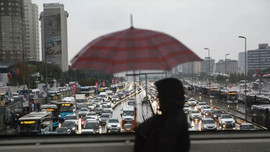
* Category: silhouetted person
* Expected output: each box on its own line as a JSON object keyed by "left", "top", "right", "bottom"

{"left": 134, "top": 78, "right": 190, "bottom": 152}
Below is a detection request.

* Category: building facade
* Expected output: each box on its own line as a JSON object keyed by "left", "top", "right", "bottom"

{"left": 40, "top": 3, "right": 69, "bottom": 71}
{"left": 238, "top": 52, "right": 246, "bottom": 74}
{"left": 247, "top": 43, "right": 270, "bottom": 73}
{"left": 216, "top": 59, "right": 238, "bottom": 74}
{"left": 0, "top": 0, "right": 25, "bottom": 62}
{"left": 200, "top": 57, "right": 215, "bottom": 76}
{"left": 23, "top": 0, "right": 39, "bottom": 61}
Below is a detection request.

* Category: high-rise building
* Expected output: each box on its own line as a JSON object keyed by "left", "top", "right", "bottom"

{"left": 238, "top": 52, "right": 246, "bottom": 74}
{"left": 216, "top": 59, "right": 238, "bottom": 74}
{"left": 0, "top": 0, "right": 25, "bottom": 62}
{"left": 24, "top": 0, "right": 39, "bottom": 61}
{"left": 201, "top": 57, "right": 215, "bottom": 76}
{"left": 40, "top": 3, "right": 69, "bottom": 71}
{"left": 247, "top": 43, "right": 270, "bottom": 73}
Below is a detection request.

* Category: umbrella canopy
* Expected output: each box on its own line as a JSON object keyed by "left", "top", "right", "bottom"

{"left": 71, "top": 27, "right": 201, "bottom": 73}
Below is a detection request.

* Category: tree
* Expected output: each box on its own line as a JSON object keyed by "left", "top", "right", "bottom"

{"left": 8, "top": 62, "right": 36, "bottom": 87}
{"left": 216, "top": 74, "right": 226, "bottom": 83}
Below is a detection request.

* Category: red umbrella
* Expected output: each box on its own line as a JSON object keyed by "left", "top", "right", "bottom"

{"left": 71, "top": 27, "right": 201, "bottom": 73}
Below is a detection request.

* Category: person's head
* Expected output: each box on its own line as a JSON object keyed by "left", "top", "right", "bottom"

{"left": 154, "top": 78, "right": 185, "bottom": 113}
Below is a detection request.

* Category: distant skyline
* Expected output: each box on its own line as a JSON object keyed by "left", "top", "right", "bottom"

{"left": 33, "top": 0, "right": 270, "bottom": 64}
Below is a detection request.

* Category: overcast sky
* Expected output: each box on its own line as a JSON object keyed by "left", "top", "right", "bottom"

{"left": 33, "top": 0, "right": 270, "bottom": 64}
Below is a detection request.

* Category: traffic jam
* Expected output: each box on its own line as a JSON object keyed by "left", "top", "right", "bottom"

{"left": 15, "top": 79, "right": 266, "bottom": 135}
{"left": 17, "top": 82, "right": 145, "bottom": 135}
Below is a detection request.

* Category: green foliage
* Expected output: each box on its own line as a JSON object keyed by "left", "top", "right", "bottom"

{"left": 9, "top": 62, "right": 36, "bottom": 86}
{"left": 216, "top": 74, "right": 226, "bottom": 83}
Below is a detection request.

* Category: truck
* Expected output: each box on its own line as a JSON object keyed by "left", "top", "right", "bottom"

{"left": 75, "top": 94, "right": 86, "bottom": 109}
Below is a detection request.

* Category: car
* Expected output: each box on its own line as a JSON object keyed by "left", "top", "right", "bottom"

{"left": 189, "top": 110, "right": 201, "bottom": 120}
{"left": 122, "top": 121, "right": 133, "bottom": 132}
{"left": 187, "top": 98, "right": 197, "bottom": 106}
{"left": 106, "top": 118, "right": 121, "bottom": 133}
{"left": 211, "top": 110, "right": 223, "bottom": 120}
{"left": 183, "top": 104, "right": 190, "bottom": 114}
{"left": 93, "top": 99, "right": 101, "bottom": 107}
{"left": 240, "top": 123, "right": 256, "bottom": 130}
{"left": 219, "top": 114, "right": 235, "bottom": 129}
{"left": 78, "top": 107, "right": 89, "bottom": 117}
{"left": 81, "top": 116, "right": 98, "bottom": 128}
{"left": 201, "top": 117, "right": 217, "bottom": 131}
{"left": 93, "top": 107, "right": 103, "bottom": 115}
{"left": 86, "top": 103, "right": 95, "bottom": 111}
{"left": 111, "top": 95, "right": 119, "bottom": 103}
{"left": 86, "top": 112, "right": 99, "bottom": 120}
{"left": 82, "top": 120, "right": 101, "bottom": 134}
{"left": 99, "top": 113, "right": 111, "bottom": 126}
{"left": 201, "top": 106, "right": 212, "bottom": 116}
{"left": 127, "top": 100, "right": 136, "bottom": 107}
{"left": 197, "top": 102, "right": 207, "bottom": 111}
{"left": 64, "top": 115, "right": 78, "bottom": 125}
{"left": 61, "top": 120, "right": 77, "bottom": 134}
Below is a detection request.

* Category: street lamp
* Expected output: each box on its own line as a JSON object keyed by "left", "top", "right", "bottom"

{"left": 238, "top": 35, "right": 247, "bottom": 120}
{"left": 225, "top": 54, "right": 229, "bottom": 89}
{"left": 204, "top": 48, "right": 211, "bottom": 89}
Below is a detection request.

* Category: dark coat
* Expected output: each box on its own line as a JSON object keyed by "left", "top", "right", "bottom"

{"left": 134, "top": 110, "right": 190, "bottom": 152}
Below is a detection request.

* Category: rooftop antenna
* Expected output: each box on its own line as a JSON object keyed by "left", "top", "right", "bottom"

{"left": 130, "top": 14, "right": 133, "bottom": 28}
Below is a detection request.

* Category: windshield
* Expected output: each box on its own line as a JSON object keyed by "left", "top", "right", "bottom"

{"left": 123, "top": 111, "right": 134, "bottom": 116}
{"left": 84, "top": 122, "right": 99, "bottom": 129}
{"left": 65, "top": 116, "right": 77, "bottom": 120}
{"left": 76, "top": 99, "right": 84, "bottom": 103}
{"left": 60, "top": 106, "right": 73, "bottom": 112}
{"left": 242, "top": 124, "right": 255, "bottom": 130}
{"left": 109, "top": 119, "right": 119, "bottom": 123}
{"left": 222, "top": 115, "right": 233, "bottom": 119}
{"left": 203, "top": 120, "right": 215, "bottom": 124}
{"left": 100, "top": 114, "right": 110, "bottom": 118}
{"left": 62, "top": 121, "right": 75, "bottom": 127}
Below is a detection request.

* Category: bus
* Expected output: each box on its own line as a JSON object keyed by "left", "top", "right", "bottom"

{"left": 19, "top": 111, "right": 53, "bottom": 135}
{"left": 51, "top": 97, "right": 75, "bottom": 121}
{"left": 251, "top": 104, "right": 270, "bottom": 129}
{"left": 30, "top": 89, "right": 40, "bottom": 99}
{"left": 80, "top": 86, "right": 95, "bottom": 97}
{"left": 227, "top": 91, "right": 238, "bottom": 104}
{"left": 209, "top": 87, "right": 218, "bottom": 99}
{"left": 40, "top": 104, "right": 59, "bottom": 129}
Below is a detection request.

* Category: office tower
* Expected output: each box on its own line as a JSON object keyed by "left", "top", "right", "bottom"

{"left": 40, "top": 3, "right": 69, "bottom": 71}
{"left": 24, "top": 0, "right": 39, "bottom": 61}
{"left": 0, "top": 0, "right": 24, "bottom": 62}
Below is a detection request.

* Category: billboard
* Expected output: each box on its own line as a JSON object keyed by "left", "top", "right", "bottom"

{"left": 44, "top": 9, "right": 62, "bottom": 66}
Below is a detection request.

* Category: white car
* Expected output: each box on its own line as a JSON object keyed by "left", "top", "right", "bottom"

{"left": 219, "top": 114, "right": 235, "bottom": 129}
{"left": 188, "top": 98, "right": 197, "bottom": 106}
{"left": 78, "top": 107, "right": 89, "bottom": 117}
{"left": 86, "top": 112, "right": 98, "bottom": 120}
{"left": 189, "top": 110, "right": 201, "bottom": 120}
{"left": 106, "top": 118, "right": 121, "bottom": 133}
{"left": 201, "top": 117, "right": 217, "bottom": 131}
{"left": 197, "top": 102, "right": 207, "bottom": 111}
{"left": 201, "top": 106, "right": 212, "bottom": 116}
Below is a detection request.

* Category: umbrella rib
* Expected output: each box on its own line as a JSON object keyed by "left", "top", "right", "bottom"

{"left": 110, "top": 31, "right": 128, "bottom": 73}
